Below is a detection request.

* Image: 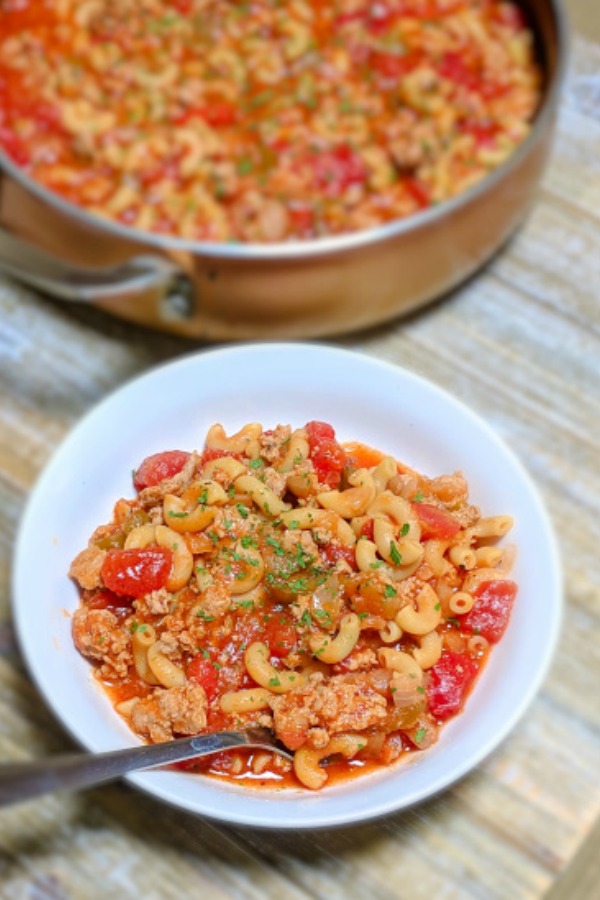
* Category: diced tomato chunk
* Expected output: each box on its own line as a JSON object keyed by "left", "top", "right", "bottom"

{"left": 335, "top": 10, "right": 365, "bottom": 27}
{"left": 371, "top": 50, "right": 422, "bottom": 80}
{"left": 404, "top": 177, "right": 431, "bottom": 209}
{"left": 336, "top": 0, "right": 463, "bottom": 28}
{"left": 321, "top": 542, "right": 357, "bottom": 571}
{"left": 490, "top": 2, "right": 527, "bottom": 30}
{"left": 101, "top": 547, "right": 172, "bottom": 598}
{"left": 133, "top": 450, "right": 190, "bottom": 491}
{"left": 480, "top": 80, "right": 510, "bottom": 100}
{"left": 359, "top": 519, "right": 375, "bottom": 541}
{"left": 0, "top": 127, "right": 29, "bottom": 164}
{"left": 427, "top": 651, "right": 479, "bottom": 720}
{"left": 311, "top": 146, "right": 366, "bottom": 198}
{"left": 460, "top": 118, "right": 501, "bottom": 147}
{"left": 412, "top": 502, "right": 461, "bottom": 539}
{"left": 412, "top": 0, "right": 466, "bottom": 19}
{"left": 262, "top": 613, "right": 298, "bottom": 658}
{"left": 305, "top": 420, "right": 346, "bottom": 488}
{"left": 203, "top": 101, "right": 237, "bottom": 127}
{"left": 288, "top": 206, "right": 314, "bottom": 236}
{"left": 87, "top": 589, "right": 132, "bottom": 612}
{"left": 438, "top": 52, "right": 479, "bottom": 91}
{"left": 186, "top": 655, "right": 219, "bottom": 700}
{"left": 204, "top": 100, "right": 236, "bottom": 126}
{"left": 306, "top": 420, "right": 336, "bottom": 447}
{"left": 200, "top": 447, "right": 242, "bottom": 467}
{"left": 462, "top": 579, "right": 517, "bottom": 643}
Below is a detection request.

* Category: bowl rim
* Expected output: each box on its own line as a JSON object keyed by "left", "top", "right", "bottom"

{"left": 0, "top": 0, "right": 568, "bottom": 262}
{"left": 11, "top": 342, "right": 563, "bottom": 828}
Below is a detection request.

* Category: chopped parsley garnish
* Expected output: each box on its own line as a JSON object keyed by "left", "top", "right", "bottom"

{"left": 400, "top": 522, "right": 410, "bottom": 536}
{"left": 413, "top": 491, "right": 425, "bottom": 503}
{"left": 446, "top": 617, "right": 461, "bottom": 628}
{"left": 250, "top": 90, "right": 273, "bottom": 108}
{"left": 249, "top": 458, "right": 264, "bottom": 469}
{"left": 415, "top": 727, "right": 427, "bottom": 743}
{"left": 266, "top": 536, "right": 285, "bottom": 556}
{"left": 293, "top": 543, "right": 313, "bottom": 569}
{"left": 314, "top": 608, "right": 331, "bottom": 623}
{"left": 196, "top": 609, "right": 215, "bottom": 622}
{"left": 268, "top": 676, "right": 281, "bottom": 687}
{"left": 237, "top": 157, "right": 254, "bottom": 175}
{"left": 236, "top": 503, "right": 249, "bottom": 519}
{"left": 168, "top": 510, "right": 188, "bottom": 518}
{"left": 290, "top": 578, "right": 309, "bottom": 594}
{"left": 384, "top": 584, "right": 397, "bottom": 598}
{"left": 389, "top": 541, "right": 402, "bottom": 566}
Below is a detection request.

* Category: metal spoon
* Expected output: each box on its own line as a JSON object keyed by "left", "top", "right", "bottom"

{"left": 0, "top": 727, "right": 292, "bottom": 808}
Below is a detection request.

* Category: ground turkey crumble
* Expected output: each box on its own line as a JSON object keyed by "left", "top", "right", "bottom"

{"left": 131, "top": 683, "right": 208, "bottom": 743}
{"left": 269, "top": 672, "right": 388, "bottom": 750}
{"left": 71, "top": 607, "right": 132, "bottom": 679}
{"left": 68, "top": 544, "right": 106, "bottom": 591}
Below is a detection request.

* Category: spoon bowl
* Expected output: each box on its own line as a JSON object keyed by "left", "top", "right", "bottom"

{"left": 0, "top": 727, "right": 291, "bottom": 808}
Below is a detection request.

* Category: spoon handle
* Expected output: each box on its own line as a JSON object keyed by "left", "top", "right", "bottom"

{"left": 0, "top": 728, "right": 281, "bottom": 807}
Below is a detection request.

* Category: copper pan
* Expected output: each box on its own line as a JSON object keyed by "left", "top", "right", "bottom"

{"left": 0, "top": 0, "right": 566, "bottom": 340}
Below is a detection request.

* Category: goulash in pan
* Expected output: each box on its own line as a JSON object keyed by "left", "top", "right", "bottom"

{"left": 0, "top": 1, "right": 540, "bottom": 242}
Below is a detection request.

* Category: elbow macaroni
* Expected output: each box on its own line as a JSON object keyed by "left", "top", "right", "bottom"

{"left": 244, "top": 642, "right": 305, "bottom": 694}
{"left": 310, "top": 613, "right": 360, "bottom": 664}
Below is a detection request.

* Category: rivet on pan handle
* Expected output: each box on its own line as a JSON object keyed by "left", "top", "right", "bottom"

{"left": 0, "top": 226, "right": 195, "bottom": 318}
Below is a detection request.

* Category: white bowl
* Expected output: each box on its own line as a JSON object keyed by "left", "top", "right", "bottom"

{"left": 12, "top": 343, "right": 562, "bottom": 828}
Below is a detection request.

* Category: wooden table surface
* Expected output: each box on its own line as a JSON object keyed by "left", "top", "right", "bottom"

{"left": 1, "top": 5, "right": 599, "bottom": 898}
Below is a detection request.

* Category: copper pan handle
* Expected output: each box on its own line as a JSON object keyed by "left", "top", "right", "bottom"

{"left": 0, "top": 226, "right": 195, "bottom": 317}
